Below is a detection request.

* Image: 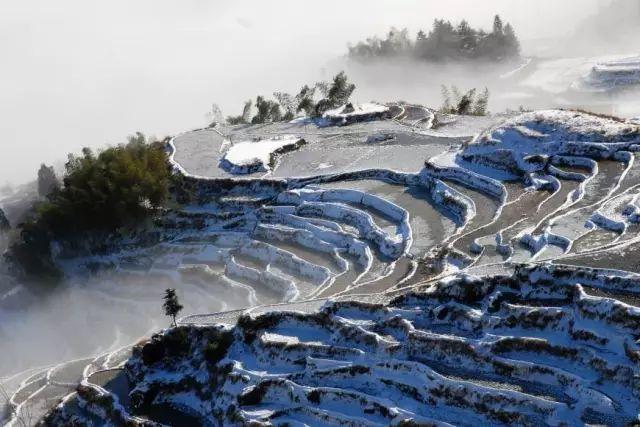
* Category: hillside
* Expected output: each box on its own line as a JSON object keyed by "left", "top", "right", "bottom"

{"left": 3, "top": 107, "right": 635, "bottom": 426}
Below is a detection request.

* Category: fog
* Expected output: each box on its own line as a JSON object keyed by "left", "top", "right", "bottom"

{"left": 1, "top": 0, "right": 640, "bottom": 379}
{"left": 2, "top": 0, "right": 629, "bottom": 186}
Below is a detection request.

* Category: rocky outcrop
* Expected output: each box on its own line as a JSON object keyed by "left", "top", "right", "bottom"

{"left": 42, "top": 265, "right": 638, "bottom": 426}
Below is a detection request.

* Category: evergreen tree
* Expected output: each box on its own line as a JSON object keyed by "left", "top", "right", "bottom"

{"left": 37, "top": 164, "right": 59, "bottom": 198}
{"left": 0, "top": 207, "right": 9, "bottom": 232}
{"left": 456, "top": 88, "right": 476, "bottom": 115}
{"left": 295, "top": 85, "right": 316, "bottom": 116}
{"left": 241, "top": 99, "right": 253, "bottom": 123}
{"left": 209, "top": 103, "right": 224, "bottom": 127}
{"left": 440, "top": 85, "right": 453, "bottom": 113}
{"left": 326, "top": 71, "right": 356, "bottom": 107}
{"left": 473, "top": 87, "right": 490, "bottom": 116}
{"left": 493, "top": 15, "right": 504, "bottom": 35}
{"left": 314, "top": 81, "right": 330, "bottom": 98}
{"left": 273, "top": 92, "right": 297, "bottom": 120}
{"left": 226, "top": 99, "right": 253, "bottom": 125}
{"left": 252, "top": 96, "right": 282, "bottom": 124}
{"left": 503, "top": 23, "right": 520, "bottom": 57}
{"left": 163, "top": 288, "right": 183, "bottom": 327}
{"left": 314, "top": 71, "right": 356, "bottom": 117}
{"left": 348, "top": 15, "right": 520, "bottom": 63}
{"left": 268, "top": 102, "right": 282, "bottom": 122}
{"left": 457, "top": 20, "right": 477, "bottom": 56}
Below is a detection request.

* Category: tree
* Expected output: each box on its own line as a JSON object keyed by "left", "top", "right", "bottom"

{"left": 473, "top": 87, "right": 490, "bottom": 116}
{"left": 456, "top": 88, "right": 476, "bottom": 115}
{"left": 314, "top": 81, "right": 330, "bottom": 98}
{"left": 241, "top": 99, "right": 253, "bottom": 123}
{"left": 314, "top": 71, "right": 356, "bottom": 116}
{"left": 163, "top": 288, "right": 183, "bottom": 327}
{"left": 503, "top": 23, "right": 520, "bottom": 58}
{"left": 349, "top": 16, "right": 520, "bottom": 63}
{"left": 0, "top": 207, "right": 9, "bottom": 232}
{"left": 273, "top": 92, "right": 297, "bottom": 121}
{"left": 295, "top": 85, "right": 316, "bottom": 116}
{"left": 226, "top": 99, "right": 255, "bottom": 125}
{"left": 441, "top": 85, "right": 488, "bottom": 115}
{"left": 37, "top": 164, "right": 59, "bottom": 198}
{"left": 493, "top": 15, "right": 504, "bottom": 35}
{"left": 327, "top": 71, "right": 356, "bottom": 107}
{"left": 252, "top": 96, "right": 282, "bottom": 124}
{"left": 208, "top": 103, "right": 224, "bottom": 127}
{"left": 440, "top": 85, "right": 453, "bottom": 113}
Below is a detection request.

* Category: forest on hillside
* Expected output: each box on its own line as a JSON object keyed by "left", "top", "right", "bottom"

{"left": 348, "top": 15, "right": 520, "bottom": 63}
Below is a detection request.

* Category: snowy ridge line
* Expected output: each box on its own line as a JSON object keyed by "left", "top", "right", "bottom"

{"left": 517, "top": 262, "right": 640, "bottom": 294}
{"left": 73, "top": 377, "right": 149, "bottom": 426}
{"left": 84, "top": 267, "right": 640, "bottom": 427}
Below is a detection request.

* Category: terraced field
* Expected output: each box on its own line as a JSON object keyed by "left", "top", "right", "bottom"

{"left": 5, "top": 106, "right": 640, "bottom": 426}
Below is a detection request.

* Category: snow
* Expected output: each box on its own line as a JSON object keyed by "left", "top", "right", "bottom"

{"left": 220, "top": 135, "right": 302, "bottom": 174}
{"left": 25, "top": 107, "right": 640, "bottom": 426}
{"left": 576, "top": 56, "right": 640, "bottom": 92}
{"left": 323, "top": 102, "right": 389, "bottom": 120}
{"left": 101, "top": 264, "right": 640, "bottom": 426}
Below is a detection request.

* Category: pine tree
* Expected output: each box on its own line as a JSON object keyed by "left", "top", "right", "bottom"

{"left": 209, "top": 103, "right": 224, "bottom": 126}
{"left": 493, "top": 15, "right": 504, "bottom": 35}
{"left": 273, "top": 92, "right": 297, "bottom": 120}
{"left": 503, "top": 23, "right": 520, "bottom": 58}
{"left": 37, "top": 164, "right": 59, "bottom": 198}
{"left": 456, "top": 88, "right": 476, "bottom": 115}
{"left": 295, "top": 85, "right": 316, "bottom": 116}
{"left": 163, "top": 288, "right": 183, "bottom": 327}
{"left": 327, "top": 71, "right": 356, "bottom": 107}
{"left": 473, "top": 87, "right": 490, "bottom": 116}
{"left": 440, "top": 85, "right": 453, "bottom": 113}
{"left": 314, "top": 81, "right": 330, "bottom": 98}
{"left": 241, "top": 99, "right": 253, "bottom": 123}
{"left": 0, "top": 207, "right": 10, "bottom": 232}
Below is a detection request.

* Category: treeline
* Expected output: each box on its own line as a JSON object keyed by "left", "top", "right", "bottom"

{"left": 5, "top": 134, "right": 170, "bottom": 284}
{"left": 224, "top": 71, "right": 356, "bottom": 125}
{"left": 348, "top": 15, "right": 520, "bottom": 63}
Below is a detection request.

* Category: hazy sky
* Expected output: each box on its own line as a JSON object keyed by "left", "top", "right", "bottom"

{"left": 0, "top": 0, "right": 605, "bottom": 185}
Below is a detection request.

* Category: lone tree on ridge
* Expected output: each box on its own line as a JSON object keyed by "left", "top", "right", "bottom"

{"left": 163, "top": 288, "right": 183, "bottom": 327}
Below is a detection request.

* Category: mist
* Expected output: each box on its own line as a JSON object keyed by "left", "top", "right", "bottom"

{"left": 1, "top": 0, "right": 640, "bottom": 378}
{"left": 0, "top": 0, "right": 620, "bottom": 186}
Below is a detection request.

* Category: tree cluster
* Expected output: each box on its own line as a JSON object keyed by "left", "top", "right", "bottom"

{"left": 348, "top": 15, "right": 520, "bottom": 63}
{"left": 440, "top": 85, "right": 490, "bottom": 116}
{"left": 225, "top": 71, "right": 356, "bottom": 125}
{"left": 6, "top": 133, "right": 170, "bottom": 284}
{"left": 37, "top": 164, "right": 59, "bottom": 198}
